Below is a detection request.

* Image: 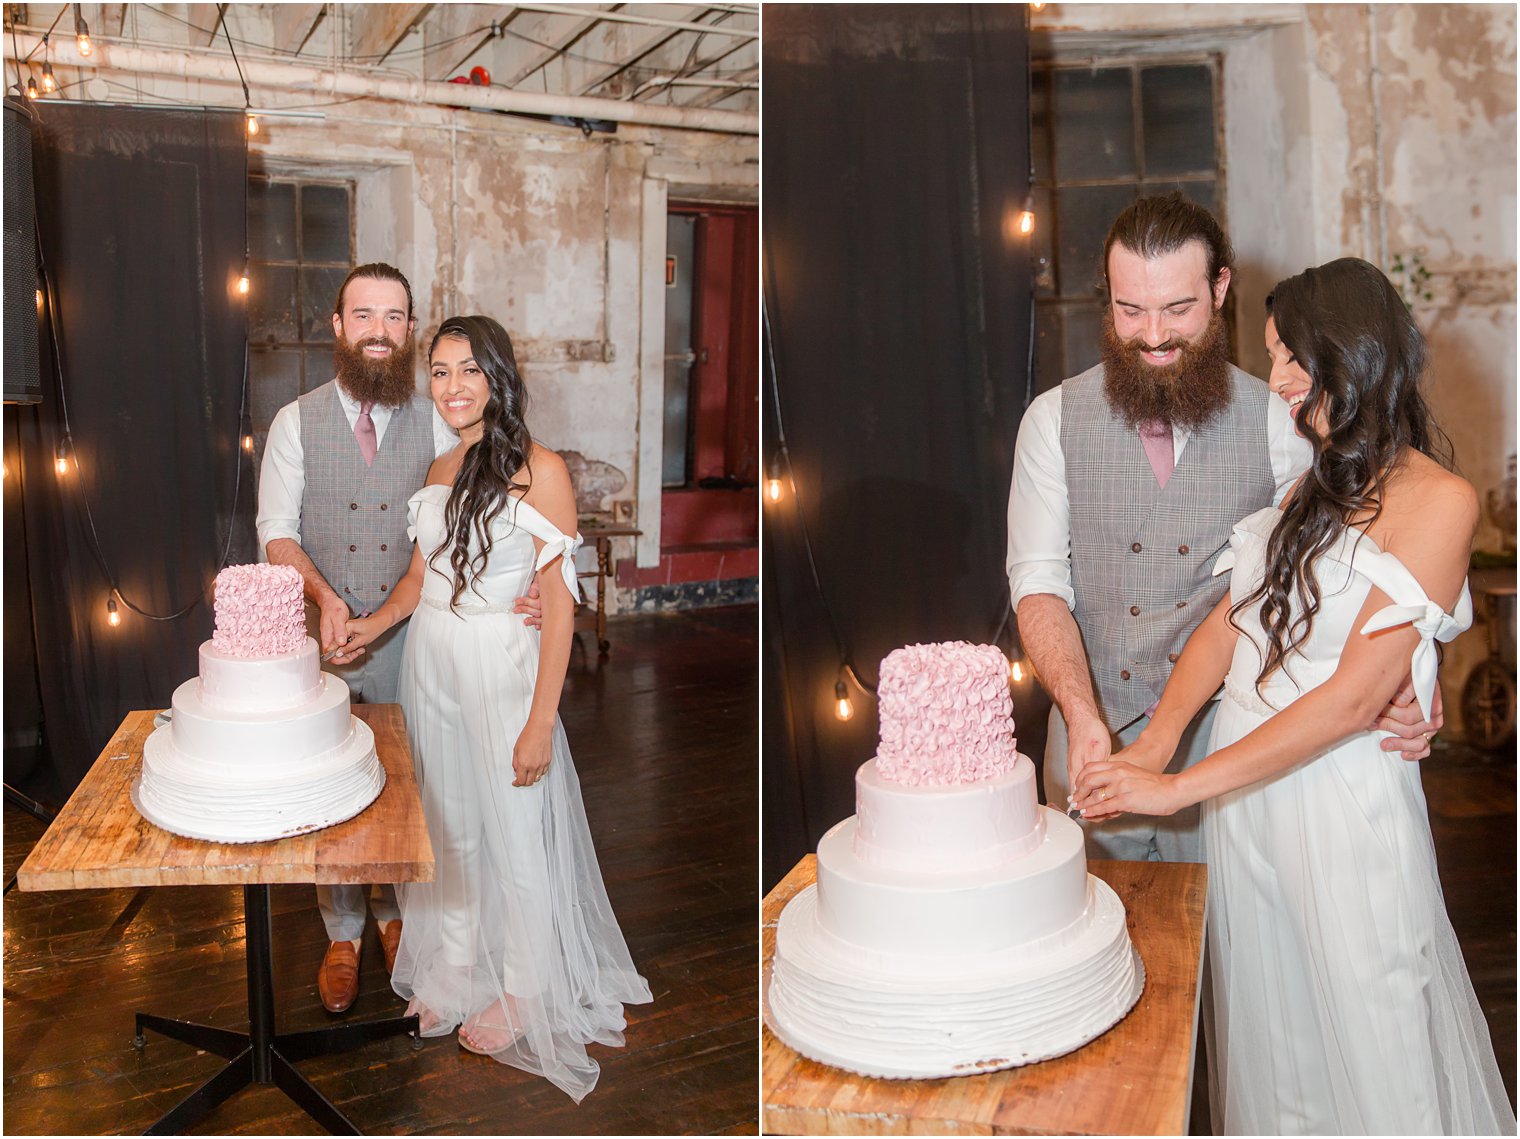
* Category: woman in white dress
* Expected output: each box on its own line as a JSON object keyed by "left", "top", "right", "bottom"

{"left": 1072, "top": 259, "right": 1514, "bottom": 1135}
{"left": 339, "top": 315, "right": 651, "bottom": 1102}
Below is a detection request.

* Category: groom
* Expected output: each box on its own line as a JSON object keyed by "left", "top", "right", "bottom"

{"left": 256, "top": 263, "right": 455, "bottom": 1011}
{"left": 1007, "top": 194, "right": 1439, "bottom": 862}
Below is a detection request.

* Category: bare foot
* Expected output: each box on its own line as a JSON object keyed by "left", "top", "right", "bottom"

{"left": 406, "top": 999, "right": 449, "bottom": 1036}
{"left": 459, "top": 999, "right": 524, "bottom": 1055}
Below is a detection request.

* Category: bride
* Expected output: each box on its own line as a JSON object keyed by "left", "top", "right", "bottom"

{"left": 1072, "top": 259, "right": 1514, "bottom": 1134}
{"left": 336, "top": 314, "right": 651, "bottom": 1102}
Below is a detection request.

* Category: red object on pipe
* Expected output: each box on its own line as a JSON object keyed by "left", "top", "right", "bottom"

{"left": 470, "top": 66, "right": 492, "bottom": 86}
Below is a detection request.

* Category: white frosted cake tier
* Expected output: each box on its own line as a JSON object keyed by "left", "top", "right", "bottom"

{"left": 767, "top": 866, "right": 1145, "bottom": 1079}
{"left": 853, "top": 756, "right": 1043, "bottom": 873}
{"left": 135, "top": 716, "right": 384, "bottom": 844}
{"left": 817, "top": 804, "right": 1090, "bottom": 966}
{"left": 196, "top": 637, "right": 323, "bottom": 713}
{"left": 168, "top": 672, "right": 353, "bottom": 770}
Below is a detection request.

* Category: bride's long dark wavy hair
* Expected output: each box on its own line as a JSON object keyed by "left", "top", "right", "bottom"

{"left": 429, "top": 315, "right": 534, "bottom": 610}
{"left": 1232, "top": 257, "right": 1453, "bottom": 686}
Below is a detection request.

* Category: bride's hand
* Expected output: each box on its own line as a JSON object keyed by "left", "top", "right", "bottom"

{"left": 327, "top": 615, "right": 383, "bottom": 665}
{"left": 512, "top": 722, "right": 553, "bottom": 787}
{"left": 1073, "top": 759, "right": 1183, "bottom": 818}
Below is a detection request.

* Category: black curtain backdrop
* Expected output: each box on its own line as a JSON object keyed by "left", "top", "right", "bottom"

{"left": 8, "top": 104, "right": 253, "bottom": 800}
{"left": 763, "top": 5, "right": 1039, "bottom": 889}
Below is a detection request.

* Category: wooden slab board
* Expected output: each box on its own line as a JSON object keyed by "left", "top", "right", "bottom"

{"left": 762, "top": 855, "right": 1207, "bottom": 1136}
{"left": 17, "top": 705, "right": 434, "bottom": 891}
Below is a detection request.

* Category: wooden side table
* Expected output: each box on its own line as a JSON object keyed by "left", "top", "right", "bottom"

{"left": 576, "top": 522, "right": 642, "bottom": 653}
{"left": 762, "top": 856, "right": 1207, "bottom": 1135}
{"left": 16, "top": 705, "right": 434, "bottom": 1136}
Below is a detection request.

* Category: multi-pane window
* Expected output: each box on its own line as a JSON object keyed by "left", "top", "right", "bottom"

{"left": 246, "top": 178, "right": 354, "bottom": 459}
{"left": 1029, "top": 60, "right": 1223, "bottom": 391}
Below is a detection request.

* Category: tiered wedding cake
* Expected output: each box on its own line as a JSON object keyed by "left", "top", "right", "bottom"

{"left": 132, "top": 563, "right": 385, "bottom": 843}
{"left": 766, "top": 642, "right": 1144, "bottom": 1078}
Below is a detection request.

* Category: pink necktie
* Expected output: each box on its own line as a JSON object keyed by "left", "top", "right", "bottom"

{"left": 1139, "top": 420, "right": 1173, "bottom": 488}
{"left": 355, "top": 401, "right": 376, "bottom": 467}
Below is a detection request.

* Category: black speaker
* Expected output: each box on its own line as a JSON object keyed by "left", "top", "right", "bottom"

{"left": 4, "top": 97, "right": 40, "bottom": 405}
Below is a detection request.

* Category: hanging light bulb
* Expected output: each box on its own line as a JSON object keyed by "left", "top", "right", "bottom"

{"left": 41, "top": 61, "right": 56, "bottom": 94}
{"left": 238, "top": 268, "right": 250, "bottom": 295}
{"left": 36, "top": 287, "right": 43, "bottom": 310}
{"left": 1017, "top": 191, "right": 1036, "bottom": 237}
{"left": 765, "top": 454, "right": 783, "bottom": 503}
{"left": 54, "top": 435, "right": 72, "bottom": 476}
{"left": 246, "top": 111, "right": 260, "bottom": 137}
{"left": 25, "top": 76, "right": 38, "bottom": 100}
{"left": 242, "top": 432, "right": 254, "bottom": 453}
{"left": 1010, "top": 658, "right": 1025, "bottom": 684}
{"left": 834, "top": 677, "right": 854, "bottom": 722}
{"left": 75, "top": 6, "right": 93, "bottom": 56}
{"left": 107, "top": 596, "right": 121, "bottom": 626}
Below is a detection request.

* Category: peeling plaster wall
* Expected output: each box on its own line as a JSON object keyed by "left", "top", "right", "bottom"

{"left": 253, "top": 104, "right": 756, "bottom": 613}
{"left": 1034, "top": 3, "right": 1517, "bottom": 737}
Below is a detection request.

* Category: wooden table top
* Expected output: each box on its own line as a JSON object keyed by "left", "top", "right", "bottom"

{"left": 17, "top": 704, "right": 434, "bottom": 892}
{"left": 762, "top": 855, "right": 1207, "bottom": 1136}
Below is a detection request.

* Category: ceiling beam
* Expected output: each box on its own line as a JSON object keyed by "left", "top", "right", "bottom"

{"left": 273, "top": 3, "right": 326, "bottom": 57}
{"left": 556, "top": 5, "right": 713, "bottom": 98}
{"left": 599, "top": 14, "right": 753, "bottom": 102}
{"left": 347, "top": 3, "right": 430, "bottom": 65}
{"left": 186, "top": 4, "right": 224, "bottom": 47}
{"left": 420, "top": 2, "right": 509, "bottom": 81}
{"left": 488, "top": 5, "right": 613, "bottom": 89}
{"left": 98, "top": 4, "right": 127, "bottom": 38}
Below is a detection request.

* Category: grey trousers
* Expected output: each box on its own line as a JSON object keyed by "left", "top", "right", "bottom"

{"left": 309, "top": 603, "right": 409, "bottom": 940}
{"left": 1042, "top": 699, "right": 1219, "bottom": 863}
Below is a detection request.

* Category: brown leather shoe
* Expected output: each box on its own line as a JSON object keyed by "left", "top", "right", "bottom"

{"left": 318, "top": 940, "right": 360, "bottom": 1013}
{"left": 379, "top": 921, "right": 402, "bottom": 975}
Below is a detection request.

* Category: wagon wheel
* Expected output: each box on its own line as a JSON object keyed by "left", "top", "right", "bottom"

{"left": 1460, "top": 658, "right": 1517, "bottom": 750}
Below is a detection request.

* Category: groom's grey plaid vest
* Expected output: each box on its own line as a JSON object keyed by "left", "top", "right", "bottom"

{"left": 298, "top": 380, "right": 433, "bottom": 615}
{"left": 1061, "top": 363, "right": 1275, "bottom": 732}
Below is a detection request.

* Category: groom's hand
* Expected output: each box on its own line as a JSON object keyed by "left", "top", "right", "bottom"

{"left": 1064, "top": 708, "right": 1112, "bottom": 806}
{"left": 512, "top": 578, "right": 544, "bottom": 630}
{"left": 317, "top": 592, "right": 351, "bottom": 656}
{"left": 1374, "top": 677, "right": 1443, "bottom": 761}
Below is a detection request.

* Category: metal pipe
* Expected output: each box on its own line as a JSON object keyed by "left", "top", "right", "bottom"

{"left": 5, "top": 32, "right": 757, "bottom": 134}
{"left": 505, "top": 4, "right": 757, "bottom": 39}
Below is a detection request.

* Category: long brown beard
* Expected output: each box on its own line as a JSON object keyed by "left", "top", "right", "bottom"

{"left": 333, "top": 334, "right": 418, "bottom": 408}
{"left": 1100, "top": 306, "right": 1233, "bottom": 431}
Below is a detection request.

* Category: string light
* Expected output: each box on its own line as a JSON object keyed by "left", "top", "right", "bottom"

{"left": 74, "top": 5, "right": 92, "bottom": 56}
{"left": 25, "top": 76, "right": 38, "bottom": 100}
{"left": 242, "top": 433, "right": 254, "bottom": 453}
{"left": 107, "top": 595, "right": 121, "bottom": 626}
{"left": 54, "top": 435, "right": 72, "bottom": 476}
{"left": 1017, "top": 190, "right": 1035, "bottom": 237}
{"left": 765, "top": 453, "right": 783, "bottom": 503}
{"left": 245, "top": 112, "right": 260, "bottom": 137}
{"left": 41, "top": 60, "right": 56, "bottom": 94}
{"left": 36, "top": 287, "right": 43, "bottom": 310}
{"left": 834, "top": 677, "right": 854, "bottom": 722}
{"left": 238, "top": 267, "right": 250, "bottom": 295}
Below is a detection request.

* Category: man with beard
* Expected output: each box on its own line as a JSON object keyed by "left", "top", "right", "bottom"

{"left": 1006, "top": 194, "right": 1435, "bottom": 862}
{"left": 257, "top": 262, "right": 455, "bottom": 1011}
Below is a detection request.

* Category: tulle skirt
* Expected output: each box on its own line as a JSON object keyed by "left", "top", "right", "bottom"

{"left": 391, "top": 599, "right": 652, "bottom": 1102}
{"left": 1202, "top": 691, "right": 1514, "bottom": 1135}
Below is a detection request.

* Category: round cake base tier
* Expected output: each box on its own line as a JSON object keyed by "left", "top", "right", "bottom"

{"left": 132, "top": 717, "right": 385, "bottom": 844}
{"left": 766, "top": 874, "right": 1145, "bottom": 1080}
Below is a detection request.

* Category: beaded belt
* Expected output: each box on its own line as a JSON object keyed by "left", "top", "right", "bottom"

{"left": 1223, "top": 676, "right": 1278, "bottom": 715}
{"left": 419, "top": 593, "right": 514, "bottom": 615}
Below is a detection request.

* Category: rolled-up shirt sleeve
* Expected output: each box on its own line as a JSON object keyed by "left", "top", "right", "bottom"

{"left": 256, "top": 401, "right": 305, "bottom": 553}
{"left": 1007, "top": 387, "right": 1074, "bottom": 611}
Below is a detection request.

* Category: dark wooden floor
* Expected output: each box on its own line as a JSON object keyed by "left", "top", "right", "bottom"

{"left": 3, "top": 605, "right": 759, "bottom": 1136}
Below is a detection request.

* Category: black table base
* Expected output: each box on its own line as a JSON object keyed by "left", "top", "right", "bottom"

{"left": 132, "top": 884, "right": 419, "bottom": 1135}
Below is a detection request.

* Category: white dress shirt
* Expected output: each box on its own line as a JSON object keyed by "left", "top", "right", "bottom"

{"left": 1006, "top": 382, "right": 1313, "bottom": 610}
{"left": 256, "top": 381, "right": 459, "bottom": 553}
